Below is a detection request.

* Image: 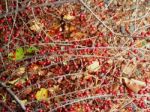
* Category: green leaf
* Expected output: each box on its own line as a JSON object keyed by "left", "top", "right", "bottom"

{"left": 8, "top": 47, "right": 24, "bottom": 61}
{"left": 26, "top": 46, "right": 38, "bottom": 53}
{"left": 142, "top": 40, "right": 147, "bottom": 46}
{"left": 15, "top": 47, "right": 24, "bottom": 60}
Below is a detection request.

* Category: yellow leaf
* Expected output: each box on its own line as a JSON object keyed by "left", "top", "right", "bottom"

{"left": 63, "top": 14, "right": 75, "bottom": 20}
{"left": 35, "top": 88, "right": 48, "bottom": 101}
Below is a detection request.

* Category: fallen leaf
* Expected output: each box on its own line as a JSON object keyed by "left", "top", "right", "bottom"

{"left": 38, "top": 70, "right": 46, "bottom": 76}
{"left": 32, "top": 64, "right": 40, "bottom": 71}
{"left": 130, "top": 79, "right": 146, "bottom": 86}
{"left": 29, "top": 19, "right": 44, "bottom": 32}
{"left": 17, "top": 67, "right": 25, "bottom": 76}
{"left": 69, "top": 25, "right": 76, "bottom": 32}
{"left": 63, "top": 14, "right": 75, "bottom": 20}
{"left": 123, "top": 64, "right": 136, "bottom": 75}
{"left": 29, "top": 64, "right": 41, "bottom": 74}
{"left": 87, "top": 60, "right": 100, "bottom": 72}
{"left": 23, "top": 87, "right": 32, "bottom": 95}
{"left": 8, "top": 78, "right": 26, "bottom": 85}
{"left": 49, "top": 85, "right": 60, "bottom": 94}
{"left": 120, "top": 77, "right": 146, "bottom": 93}
{"left": 35, "top": 88, "right": 48, "bottom": 101}
{"left": 8, "top": 47, "right": 25, "bottom": 61}
{"left": 26, "top": 46, "right": 39, "bottom": 53}
{"left": 120, "top": 109, "right": 130, "bottom": 112}
{"left": 15, "top": 47, "right": 25, "bottom": 60}
{"left": 21, "top": 99, "right": 27, "bottom": 105}
{"left": 135, "top": 39, "right": 147, "bottom": 48}
{"left": 112, "top": 83, "right": 120, "bottom": 92}
{"left": 70, "top": 32, "right": 85, "bottom": 40}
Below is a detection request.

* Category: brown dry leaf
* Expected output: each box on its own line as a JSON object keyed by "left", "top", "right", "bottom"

{"left": 112, "top": 83, "right": 120, "bottom": 92}
{"left": 130, "top": 79, "right": 146, "bottom": 86}
{"left": 135, "top": 39, "right": 147, "bottom": 48}
{"left": 16, "top": 67, "right": 25, "bottom": 76}
{"left": 47, "top": 72, "right": 53, "bottom": 76}
{"left": 47, "top": 21, "right": 60, "bottom": 37}
{"left": 120, "top": 77, "right": 146, "bottom": 93}
{"left": 123, "top": 64, "right": 136, "bottom": 75}
{"left": 38, "top": 70, "right": 46, "bottom": 76}
{"left": 29, "top": 19, "right": 44, "bottom": 32}
{"left": 87, "top": 60, "right": 100, "bottom": 72}
{"left": 49, "top": 85, "right": 60, "bottom": 94}
{"left": 28, "top": 64, "right": 40, "bottom": 71}
{"left": 70, "top": 32, "right": 86, "bottom": 40}
{"left": 120, "top": 109, "right": 130, "bottom": 112}
{"left": 32, "top": 64, "right": 40, "bottom": 71}
{"left": 69, "top": 25, "right": 76, "bottom": 32}
{"left": 52, "top": 21, "right": 60, "bottom": 30}
{"left": 8, "top": 78, "right": 26, "bottom": 85}
{"left": 63, "top": 24, "right": 77, "bottom": 33}
{"left": 23, "top": 87, "right": 32, "bottom": 95}
{"left": 29, "top": 64, "right": 41, "bottom": 74}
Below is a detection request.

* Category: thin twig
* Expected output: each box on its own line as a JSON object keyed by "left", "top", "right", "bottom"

{"left": 0, "top": 0, "right": 78, "bottom": 18}
{"left": 79, "top": 0, "right": 127, "bottom": 37}
{"left": 0, "top": 81, "right": 26, "bottom": 111}
{"left": 0, "top": 101, "right": 14, "bottom": 112}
